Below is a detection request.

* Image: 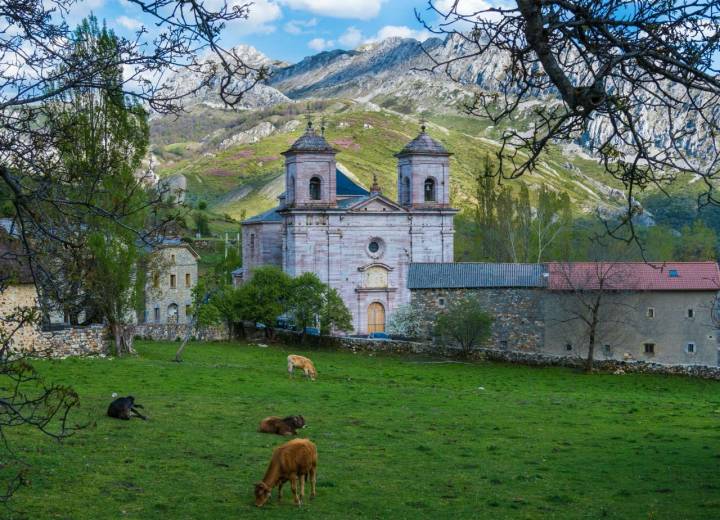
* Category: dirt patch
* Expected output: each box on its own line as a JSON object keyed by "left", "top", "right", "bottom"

{"left": 332, "top": 138, "right": 361, "bottom": 151}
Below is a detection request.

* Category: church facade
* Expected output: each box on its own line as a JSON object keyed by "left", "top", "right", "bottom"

{"left": 241, "top": 123, "right": 456, "bottom": 334}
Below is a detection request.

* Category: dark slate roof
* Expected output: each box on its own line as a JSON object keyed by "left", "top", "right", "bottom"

{"left": 337, "top": 195, "right": 369, "bottom": 208}
{"left": 337, "top": 170, "right": 369, "bottom": 196}
{"left": 408, "top": 263, "right": 547, "bottom": 289}
{"left": 284, "top": 123, "right": 335, "bottom": 154}
{"left": 396, "top": 130, "right": 449, "bottom": 157}
{"left": 244, "top": 206, "right": 283, "bottom": 223}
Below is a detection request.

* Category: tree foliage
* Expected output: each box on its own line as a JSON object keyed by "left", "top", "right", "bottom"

{"left": 434, "top": 296, "right": 493, "bottom": 355}
{"left": 387, "top": 304, "right": 427, "bottom": 339}
{"left": 419, "top": 0, "right": 720, "bottom": 241}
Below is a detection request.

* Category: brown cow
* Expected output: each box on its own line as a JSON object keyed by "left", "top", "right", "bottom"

{"left": 254, "top": 438, "right": 317, "bottom": 507}
{"left": 258, "top": 415, "right": 306, "bottom": 436}
{"left": 287, "top": 354, "right": 317, "bottom": 381}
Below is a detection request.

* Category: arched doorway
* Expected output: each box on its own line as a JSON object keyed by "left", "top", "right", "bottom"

{"left": 367, "top": 302, "right": 385, "bottom": 334}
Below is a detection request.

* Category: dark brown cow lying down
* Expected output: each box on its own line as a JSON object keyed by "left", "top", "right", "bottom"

{"left": 258, "top": 415, "right": 306, "bottom": 436}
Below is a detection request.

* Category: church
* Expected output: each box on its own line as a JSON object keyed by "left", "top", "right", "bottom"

{"left": 240, "top": 122, "right": 456, "bottom": 334}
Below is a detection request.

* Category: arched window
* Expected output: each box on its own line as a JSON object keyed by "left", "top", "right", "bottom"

{"left": 402, "top": 176, "right": 411, "bottom": 205}
{"left": 424, "top": 178, "right": 436, "bottom": 202}
{"left": 309, "top": 177, "right": 322, "bottom": 200}
{"left": 289, "top": 175, "right": 296, "bottom": 202}
{"left": 167, "top": 303, "right": 179, "bottom": 324}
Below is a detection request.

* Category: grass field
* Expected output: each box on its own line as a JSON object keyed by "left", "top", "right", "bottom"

{"left": 6, "top": 341, "right": 720, "bottom": 519}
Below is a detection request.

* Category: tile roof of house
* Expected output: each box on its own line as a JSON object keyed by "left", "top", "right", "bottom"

{"left": 0, "top": 231, "right": 33, "bottom": 284}
{"left": 547, "top": 262, "right": 720, "bottom": 291}
{"left": 408, "top": 263, "right": 547, "bottom": 289}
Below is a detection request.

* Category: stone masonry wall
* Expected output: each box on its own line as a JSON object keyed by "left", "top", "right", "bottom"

{"left": 34, "top": 325, "right": 109, "bottom": 357}
{"left": 134, "top": 323, "right": 229, "bottom": 342}
{"left": 411, "top": 288, "right": 545, "bottom": 351}
{"left": 0, "top": 284, "right": 44, "bottom": 352}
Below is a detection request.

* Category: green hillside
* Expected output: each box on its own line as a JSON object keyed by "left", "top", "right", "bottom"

{"left": 151, "top": 100, "right": 624, "bottom": 220}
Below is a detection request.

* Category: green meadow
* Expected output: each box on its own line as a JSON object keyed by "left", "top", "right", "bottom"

{"left": 6, "top": 341, "right": 720, "bottom": 519}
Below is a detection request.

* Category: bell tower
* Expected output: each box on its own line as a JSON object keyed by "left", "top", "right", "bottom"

{"left": 282, "top": 121, "right": 337, "bottom": 207}
{"left": 395, "top": 124, "right": 451, "bottom": 208}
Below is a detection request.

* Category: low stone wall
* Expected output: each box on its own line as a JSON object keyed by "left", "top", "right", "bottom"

{"left": 134, "top": 323, "right": 229, "bottom": 342}
{"left": 329, "top": 337, "right": 720, "bottom": 380}
{"left": 30, "top": 325, "right": 110, "bottom": 358}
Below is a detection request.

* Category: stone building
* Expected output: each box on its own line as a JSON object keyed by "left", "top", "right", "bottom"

{"left": 241, "top": 122, "right": 456, "bottom": 334}
{"left": 143, "top": 240, "right": 199, "bottom": 325}
{"left": 409, "top": 261, "right": 720, "bottom": 367}
{"left": 0, "top": 232, "right": 43, "bottom": 351}
{"left": 408, "top": 263, "right": 547, "bottom": 351}
{"left": 545, "top": 262, "right": 720, "bottom": 366}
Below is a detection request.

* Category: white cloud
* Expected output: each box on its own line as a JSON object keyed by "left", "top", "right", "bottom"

{"left": 366, "top": 25, "right": 432, "bottom": 43}
{"left": 117, "top": 15, "right": 143, "bottom": 31}
{"left": 338, "top": 26, "right": 363, "bottom": 48}
{"left": 201, "top": 0, "right": 281, "bottom": 34}
{"left": 280, "top": 0, "right": 383, "bottom": 20}
{"left": 434, "top": 0, "right": 495, "bottom": 16}
{"left": 308, "top": 37, "right": 335, "bottom": 51}
{"left": 284, "top": 18, "right": 318, "bottom": 35}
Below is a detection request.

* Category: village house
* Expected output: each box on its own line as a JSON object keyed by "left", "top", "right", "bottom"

{"left": 545, "top": 261, "right": 720, "bottom": 366}
{"left": 240, "top": 122, "right": 457, "bottom": 334}
{"left": 142, "top": 239, "right": 199, "bottom": 325}
{"left": 408, "top": 261, "right": 720, "bottom": 367}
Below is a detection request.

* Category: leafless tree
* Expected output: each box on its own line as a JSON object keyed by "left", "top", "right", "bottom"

{"left": 0, "top": 0, "right": 266, "bottom": 501}
{"left": 417, "top": 1, "right": 720, "bottom": 240}
{"left": 547, "top": 261, "right": 635, "bottom": 372}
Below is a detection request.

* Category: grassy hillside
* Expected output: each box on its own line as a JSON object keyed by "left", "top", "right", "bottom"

{"left": 10, "top": 341, "right": 720, "bottom": 518}
{"left": 151, "top": 100, "right": 626, "bottom": 221}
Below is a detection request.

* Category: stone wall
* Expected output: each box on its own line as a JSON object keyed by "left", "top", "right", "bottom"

{"left": 134, "top": 323, "right": 229, "bottom": 342}
{"left": 328, "top": 336, "right": 720, "bottom": 380}
{"left": 0, "top": 284, "right": 44, "bottom": 352}
{"left": 34, "top": 325, "right": 109, "bottom": 357}
{"left": 410, "top": 288, "right": 545, "bottom": 351}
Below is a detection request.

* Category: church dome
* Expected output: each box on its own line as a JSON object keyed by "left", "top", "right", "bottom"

{"left": 395, "top": 126, "right": 450, "bottom": 156}
{"left": 284, "top": 121, "right": 335, "bottom": 153}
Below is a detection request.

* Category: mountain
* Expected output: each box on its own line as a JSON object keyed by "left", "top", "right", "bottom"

{"left": 151, "top": 38, "right": 714, "bottom": 226}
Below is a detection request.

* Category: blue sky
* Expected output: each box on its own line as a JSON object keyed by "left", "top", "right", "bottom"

{"left": 78, "top": 0, "right": 464, "bottom": 63}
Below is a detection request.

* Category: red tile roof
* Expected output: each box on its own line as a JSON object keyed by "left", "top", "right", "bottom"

{"left": 547, "top": 262, "right": 720, "bottom": 291}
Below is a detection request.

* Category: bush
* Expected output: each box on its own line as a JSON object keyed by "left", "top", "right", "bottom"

{"left": 434, "top": 295, "right": 493, "bottom": 356}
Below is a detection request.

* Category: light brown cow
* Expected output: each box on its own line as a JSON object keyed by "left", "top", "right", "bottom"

{"left": 287, "top": 354, "right": 317, "bottom": 381}
{"left": 254, "top": 438, "right": 318, "bottom": 507}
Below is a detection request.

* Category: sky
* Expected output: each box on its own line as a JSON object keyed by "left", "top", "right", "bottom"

{"left": 78, "top": 0, "right": 464, "bottom": 64}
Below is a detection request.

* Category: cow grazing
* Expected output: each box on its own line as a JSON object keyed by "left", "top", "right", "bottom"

{"left": 287, "top": 355, "right": 317, "bottom": 381}
{"left": 254, "top": 438, "right": 317, "bottom": 507}
{"left": 258, "top": 416, "right": 306, "bottom": 436}
{"left": 107, "top": 396, "right": 147, "bottom": 421}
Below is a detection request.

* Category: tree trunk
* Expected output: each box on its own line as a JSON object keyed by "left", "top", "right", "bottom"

{"left": 112, "top": 323, "right": 135, "bottom": 356}
{"left": 585, "top": 309, "right": 599, "bottom": 373}
{"left": 174, "top": 317, "right": 196, "bottom": 362}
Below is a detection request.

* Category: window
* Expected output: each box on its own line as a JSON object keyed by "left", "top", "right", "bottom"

{"left": 309, "top": 177, "right": 322, "bottom": 200}
{"left": 669, "top": 269, "right": 679, "bottom": 278}
{"left": 170, "top": 274, "right": 176, "bottom": 288}
{"left": 368, "top": 241, "right": 380, "bottom": 253}
{"left": 250, "top": 233, "right": 256, "bottom": 255}
{"left": 154, "top": 307, "right": 160, "bottom": 321}
{"left": 153, "top": 272, "right": 160, "bottom": 288}
{"left": 686, "top": 342, "right": 696, "bottom": 353}
{"left": 644, "top": 343, "right": 655, "bottom": 354}
{"left": 500, "top": 340, "right": 508, "bottom": 350}
{"left": 185, "top": 273, "right": 191, "bottom": 287}
{"left": 647, "top": 307, "right": 655, "bottom": 318}
{"left": 185, "top": 304, "right": 192, "bottom": 317}
{"left": 171, "top": 254, "right": 176, "bottom": 263}
{"left": 603, "top": 344, "right": 613, "bottom": 357}
{"left": 168, "top": 303, "right": 178, "bottom": 324}
{"left": 424, "top": 178, "right": 436, "bottom": 202}
{"left": 438, "top": 297, "right": 446, "bottom": 308}
{"left": 687, "top": 308, "right": 694, "bottom": 319}
{"left": 565, "top": 343, "right": 573, "bottom": 351}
